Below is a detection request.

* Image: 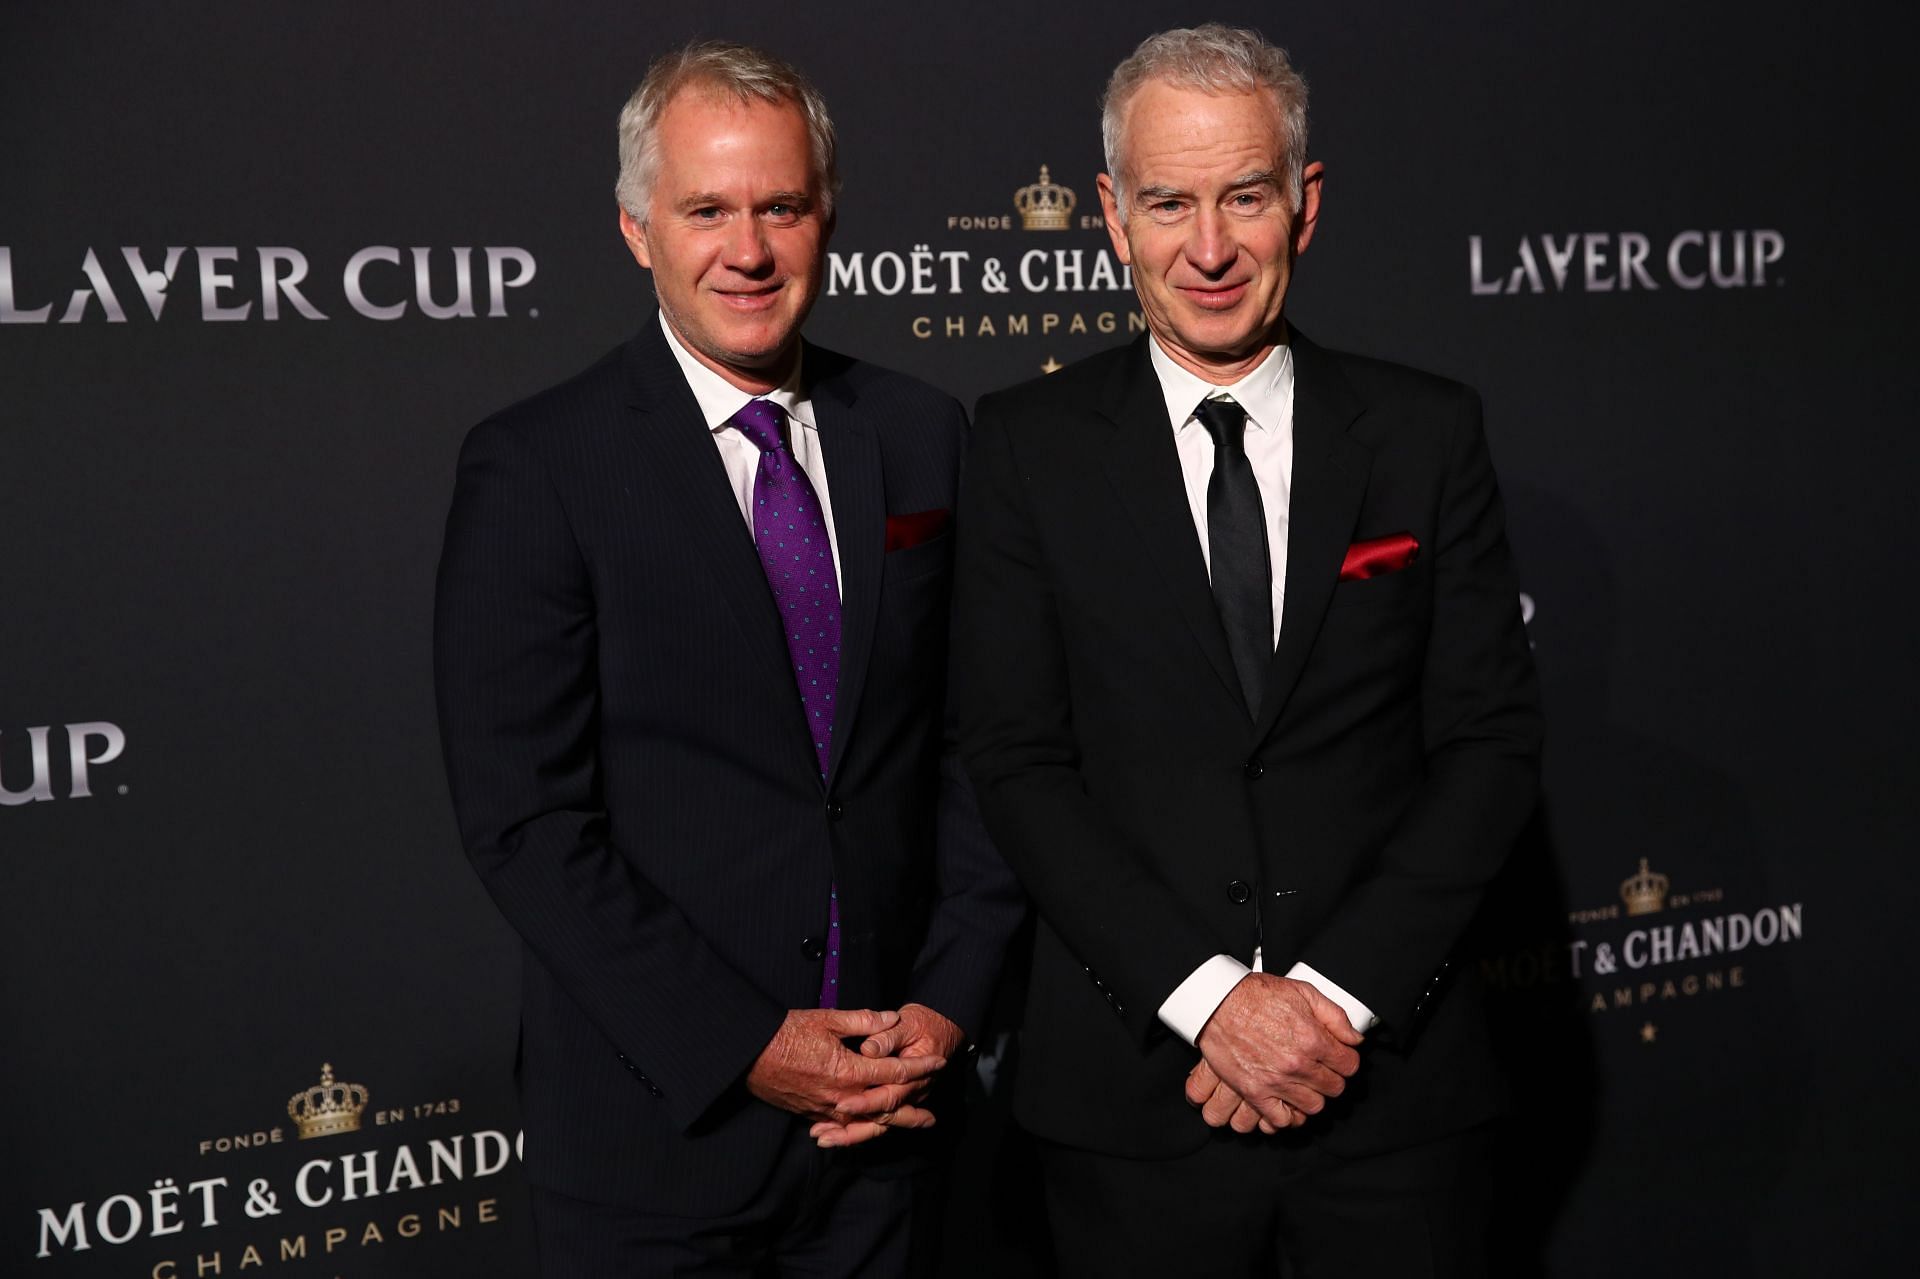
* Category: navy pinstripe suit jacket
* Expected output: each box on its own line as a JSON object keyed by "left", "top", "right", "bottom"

{"left": 433, "top": 320, "right": 1022, "bottom": 1213}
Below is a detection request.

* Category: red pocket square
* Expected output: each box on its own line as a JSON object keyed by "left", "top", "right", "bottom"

{"left": 1339, "top": 532, "right": 1420, "bottom": 581}
{"left": 885, "top": 508, "right": 951, "bottom": 552}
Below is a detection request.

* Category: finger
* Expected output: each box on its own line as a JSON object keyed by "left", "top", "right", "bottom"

{"left": 1229, "top": 1101, "right": 1262, "bottom": 1134}
{"left": 1321, "top": 1040, "right": 1362, "bottom": 1077}
{"left": 880, "top": 1104, "right": 936, "bottom": 1130}
{"left": 835, "top": 1080, "right": 926, "bottom": 1115}
{"left": 824, "top": 1008, "right": 901, "bottom": 1038}
{"left": 859, "top": 1026, "right": 905, "bottom": 1058}
{"left": 1185, "top": 1061, "right": 1219, "bottom": 1107}
{"left": 1277, "top": 1080, "right": 1332, "bottom": 1116}
{"left": 1301, "top": 989, "right": 1367, "bottom": 1046}
{"left": 1258, "top": 1117, "right": 1278, "bottom": 1135}
{"left": 1250, "top": 1096, "right": 1296, "bottom": 1130}
{"left": 816, "top": 1106, "right": 938, "bottom": 1148}
{"left": 845, "top": 1051, "right": 946, "bottom": 1085}
{"left": 817, "top": 1120, "right": 887, "bottom": 1148}
{"left": 1284, "top": 1059, "right": 1348, "bottom": 1100}
{"left": 1200, "top": 1083, "right": 1240, "bottom": 1128}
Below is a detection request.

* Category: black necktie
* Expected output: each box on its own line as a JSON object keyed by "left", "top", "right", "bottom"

{"left": 1194, "top": 397, "right": 1272, "bottom": 717}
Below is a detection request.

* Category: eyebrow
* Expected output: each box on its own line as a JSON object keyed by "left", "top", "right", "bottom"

{"left": 673, "top": 191, "right": 812, "bottom": 213}
{"left": 1134, "top": 171, "right": 1281, "bottom": 204}
{"left": 1134, "top": 184, "right": 1186, "bottom": 204}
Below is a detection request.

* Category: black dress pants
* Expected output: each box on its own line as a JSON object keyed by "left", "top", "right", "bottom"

{"left": 528, "top": 1126, "right": 938, "bottom": 1279}
{"left": 1040, "top": 1124, "right": 1493, "bottom": 1279}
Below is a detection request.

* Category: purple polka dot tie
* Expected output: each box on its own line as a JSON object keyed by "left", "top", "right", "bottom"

{"left": 731, "top": 399, "right": 843, "bottom": 1007}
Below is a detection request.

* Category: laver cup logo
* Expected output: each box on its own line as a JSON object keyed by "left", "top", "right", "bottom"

{"left": 0, "top": 245, "right": 538, "bottom": 322}
{"left": 0, "top": 721, "right": 125, "bottom": 804}
{"left": 1468, "top": 230, "right": 1784, "bottom": 293}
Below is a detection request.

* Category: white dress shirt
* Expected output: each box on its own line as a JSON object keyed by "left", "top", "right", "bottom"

{"left": 1144, "top": 335, "right": 1380, "bottom": 1044}
{"left": 659, "top": 312, "right": 843, "bottom": 585}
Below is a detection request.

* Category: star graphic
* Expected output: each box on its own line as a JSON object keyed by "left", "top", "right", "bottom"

{"left": 1639, "top": 1022, "right": 1658, "bottom": 1044}
{"left": 1040, "top": 356, "right": 1062, "bottom": 374}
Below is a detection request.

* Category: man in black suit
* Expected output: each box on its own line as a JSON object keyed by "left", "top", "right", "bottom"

{"left": 433, "top": 41, "right": 1021, "bottom": 1276}
{"left": 952, "top": 25, "right": 1541, "bottom": 1277}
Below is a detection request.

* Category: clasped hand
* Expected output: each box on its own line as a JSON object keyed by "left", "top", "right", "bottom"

{"left": 744, "top": 1002, "right": 964, "bottom": 1149}
{"left": 1187, "top": 973, "right": 1365, "bottom": 1135}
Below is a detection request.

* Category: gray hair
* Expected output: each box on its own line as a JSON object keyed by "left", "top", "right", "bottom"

{"left": 1100, "top": 24, "right": 1310, "bottom": 220}
{"left": 615, "top": 40, "right": 840, "bottom": 222}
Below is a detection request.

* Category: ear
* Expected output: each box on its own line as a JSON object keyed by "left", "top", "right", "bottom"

{"left": 1292, "top": 161, "right": 1325, "bottom": 258}
{"left": 618, "top": 206, "right": 652, "bottom": 270}
{"left": 1095, "top": 173, "right": 1131, "bottom": 266}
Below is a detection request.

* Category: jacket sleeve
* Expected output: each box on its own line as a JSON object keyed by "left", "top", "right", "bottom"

{"left": 432, "top": 417, "right": 785, "bottom": 1130}
{"left": 1297, "top": 387, "right": 1544, "bottom": 1034}
{"left": 903, "top": 399, "right": 1028, "bottom": 1041}
{"left": 950, "top": 397, "right": 1224, "bottom": 1045}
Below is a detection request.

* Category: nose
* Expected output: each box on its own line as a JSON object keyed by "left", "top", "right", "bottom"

{"left": 724, "top": 216, "right": 773, "bottom": 274}
{"left": 1186, "top": 207, "right": 1235, "bottom": 276}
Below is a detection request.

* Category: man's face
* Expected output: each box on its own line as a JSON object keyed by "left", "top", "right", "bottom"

{"left": 619, "top": 91, "right": 829, "bottom": 390}
{"left": 1097, "top": 81, "right": 1323, "bottom": 382}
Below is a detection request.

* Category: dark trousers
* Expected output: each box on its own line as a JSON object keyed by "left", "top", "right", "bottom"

{"left": 1040, "top": 1125, "right": 1493, "bottom": 1279}
{"left": 529, "top": 1128, "right": 937, "bottom": 1278}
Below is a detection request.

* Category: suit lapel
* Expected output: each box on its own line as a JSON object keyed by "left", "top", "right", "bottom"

{"left": 1253, "top": 329, "right": 1371, "bottom": 742}
{"left": 807, "top": 349, "right": 883, "bottom": 785}
{"left": 621, "top": 326, "right": 820, "bottom": 767}
{"left": 1096, "top": 339, "right": 1245, "bottom": 709}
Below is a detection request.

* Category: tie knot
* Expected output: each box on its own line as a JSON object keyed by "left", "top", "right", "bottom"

{"left": 730, "top": 399, "right": 788, "bottom": 454}
{"left": 1193, "top": 397, "right": 1248, "bottom": 453}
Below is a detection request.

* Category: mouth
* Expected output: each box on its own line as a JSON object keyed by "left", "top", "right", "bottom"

{"left": 1177, "top": 281, "right": 1250, "bottom": 311}
{"left": 713, "top": 283, "right": 785, "bottom": 313}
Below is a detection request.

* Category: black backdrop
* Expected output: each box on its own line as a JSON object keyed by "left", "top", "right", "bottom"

{"left": 5, "top": 3, "right": 1914, "bottom": 1275}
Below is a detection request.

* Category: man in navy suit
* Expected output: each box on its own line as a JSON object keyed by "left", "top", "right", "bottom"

{"left": 952, "top": 25, "right": 1541, "bottom": 1277}
{"left": 434, "top": 40, "right": 1020, "bottom": 1276}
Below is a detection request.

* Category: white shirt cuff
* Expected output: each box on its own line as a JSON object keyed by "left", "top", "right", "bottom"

{"left": 1157, "top": 954, "right": 1251, "bottom": 1046}
{"left": 1285, "top": 961, "right": 1379, "bottom": 1033}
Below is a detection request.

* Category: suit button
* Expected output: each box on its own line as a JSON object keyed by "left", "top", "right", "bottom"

{"left": 1227, "top": 880, "right": 1252, "bottom": 904}
{"left": 1243, "top": 758, "right": 1264, "bottom": 780}
{"left": 801, "top": 937, "right": 825, "bottom": 961}
{"left": 826, "top": 800, "right": 845, "bottom": 820}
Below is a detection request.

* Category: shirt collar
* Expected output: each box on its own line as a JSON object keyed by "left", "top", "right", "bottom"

{"left": 659, "top": 311, "right": 814, "bottom": 433}
{"left": 1147, "top": 334, "right": 1295, "bottom": 437}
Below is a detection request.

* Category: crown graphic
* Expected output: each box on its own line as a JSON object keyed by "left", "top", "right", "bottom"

{"left": 287, "top": 1062, "right": 369, "bottom": 1140}
{"left": 1013, "top": 165, "right": 1076, "bottom": 231}
{"left": 1619, "top": 858, "right": 1669, "bottom": 916}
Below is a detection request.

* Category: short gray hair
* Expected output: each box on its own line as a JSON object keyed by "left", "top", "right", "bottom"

{"left": 615, "top": 40, "right": 840, "bottom": 222}
{"left": 1100, "top": 25, "right": 1310, "bottom": 219}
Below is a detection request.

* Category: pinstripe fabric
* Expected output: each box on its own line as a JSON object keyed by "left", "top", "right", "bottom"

{"left": 433, "top": 322, "right": 1024, "bottom": 1217}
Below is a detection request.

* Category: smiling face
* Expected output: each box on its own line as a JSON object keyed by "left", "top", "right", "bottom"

{"left": 1098, "top": 80, "right": 1323, "bottom": 384}
{"left": 619, "top": 89, "right": 829, "bottom": 392}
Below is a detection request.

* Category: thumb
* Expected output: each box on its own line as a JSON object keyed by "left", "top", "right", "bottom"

{"left": 825, "top": 1008, "right": 900, "bottom": 1038}
{"left": 860, "top": 1025, "right": 905, "bottom": 1057}
{"left": 1304, "top": 989, "right": 1366, "bottom": 1045}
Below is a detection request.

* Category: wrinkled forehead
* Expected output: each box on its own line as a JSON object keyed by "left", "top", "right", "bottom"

{"left": 1115, "top": 80, "right": 1290, "bottom": 179}
{"left": 652, "top": 88, "right": 818, "bottom": 190}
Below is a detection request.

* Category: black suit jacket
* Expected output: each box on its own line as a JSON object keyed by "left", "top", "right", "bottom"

{"left": 433, "top": 321, "right": 1022, "bottom": 1213}
{"left": 952, "top": 330, "right": 1541, "bottom": 1159}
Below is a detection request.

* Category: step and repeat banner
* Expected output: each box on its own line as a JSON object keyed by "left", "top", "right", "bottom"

{"left": 4, "top": 3, "right": 1911, "bottom": 1275}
